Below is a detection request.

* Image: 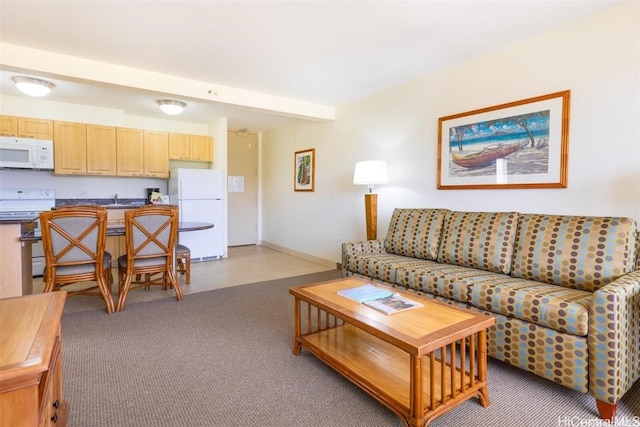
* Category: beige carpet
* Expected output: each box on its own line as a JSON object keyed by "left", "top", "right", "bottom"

{"left": 61, "top": 271, "right": 640, "bottom": 427}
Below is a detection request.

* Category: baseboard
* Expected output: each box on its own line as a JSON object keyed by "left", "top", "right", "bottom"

{"left": 259, "top": 241, "right": 338, "bottom": 269}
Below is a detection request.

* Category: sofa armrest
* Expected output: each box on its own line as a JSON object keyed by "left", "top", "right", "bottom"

{"left": 341, "top": 240, "right": 385, "bottom": 276}
{"left": 589, "top": 269, "right": 640, "bottom": 404}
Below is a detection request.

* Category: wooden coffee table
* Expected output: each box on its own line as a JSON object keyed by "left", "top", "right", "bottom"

{"left": 290, "top": 277, "right": 495, "bottom": 427}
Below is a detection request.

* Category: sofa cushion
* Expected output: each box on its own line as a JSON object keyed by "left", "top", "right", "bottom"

{"left": 384, "top": 208, "right": 448, "bottom": 260}
{"left": 511, "top": 214, "right": 638, "bottom": 291}
{"left": 395, "top": 262, "right": 472, "bottom": 300}
{"left": 470, "top": 278, "right": 592, "bottom": 336}
{"left": 344, "top": 252, "right": 433, "bottom": 285}
{"left": 437, "top": 211, "right": 519, "bottom": 274}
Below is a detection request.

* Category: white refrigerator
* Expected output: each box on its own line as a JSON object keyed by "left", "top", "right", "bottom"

{"left": 168, "top": 168, "right": 225, "bottom": 261}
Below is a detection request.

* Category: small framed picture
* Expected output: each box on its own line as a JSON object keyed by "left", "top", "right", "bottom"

{"left": 294, "top": 148, "right": 315, "bottom": 192}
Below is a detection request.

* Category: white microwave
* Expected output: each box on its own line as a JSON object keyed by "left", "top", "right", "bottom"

{"left": 0, "top": 137, "right": 54, "bottom": 170}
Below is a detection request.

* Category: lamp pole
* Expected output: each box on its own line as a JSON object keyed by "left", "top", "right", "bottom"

{"left": 364, "top": 192, "right": 378, "bottom": 240}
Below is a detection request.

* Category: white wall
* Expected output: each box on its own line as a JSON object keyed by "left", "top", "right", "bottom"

{"left": 0, "top": 95, "right": 227, "bottom": 198}
{"left": 261, "top": 2, "right": 640, "bottom": 265}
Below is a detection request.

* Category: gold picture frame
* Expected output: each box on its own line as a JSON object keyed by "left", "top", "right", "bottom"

{"left": 437, "top": 90, "right": 570, "bottom": 189}
{"left": 294, "top": 148, "right": 315, "bottom": 192}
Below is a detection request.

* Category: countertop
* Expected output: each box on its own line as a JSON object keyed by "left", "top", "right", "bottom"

{"left": 19, "top": 222, "right": 214, "bottom": 242}
{"left": 0, "top": 216, "right": 38, "bottom": 225}
{"left": 0, "top": 199, "right": 149, "bottom": 225}
{"left": 55, "top": 198, "right": 148, "bottom": 209}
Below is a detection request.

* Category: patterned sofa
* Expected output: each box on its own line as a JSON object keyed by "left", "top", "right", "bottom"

{"left": 341, "top": 208, "right": 640, "bottom": 420}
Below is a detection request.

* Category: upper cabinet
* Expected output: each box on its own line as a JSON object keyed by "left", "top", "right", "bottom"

{"left": 169, "top": 133, "right": 213, "bottom": 162}
{"left": 116, "top": 128, "right": 144, "bottom": 176}
{"left": 116, "top": 129, "right": 169, "bottom": 178}
{"left": 0, "top": 115, "right": 53, "bottom": 139}
{"left": 143, "top": 131, "right": 169, "bottom": 177}
{"left": 0, "top": 115, "right": 17, "bottom": 136}
{"left": 54, "top": 121, "right": 87, "bottom": 175}
{"left": 54, "top": 122, "right": 117, "bottom": 176}
{"left": 87, "top": 125, "right": 117, "bottom": 176}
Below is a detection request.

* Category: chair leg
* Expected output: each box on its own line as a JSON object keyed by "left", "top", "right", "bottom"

{"left": 96, "top": 273, "right": 115, "bottom": 314}
{"left": 166, "top": 268, "right": 183, "bottom": 302}
{"left": 185, "top": 255, "right": 191, "bottom": 284}
{"left": 117, "top": 273, "right": 134, "bottom": 311}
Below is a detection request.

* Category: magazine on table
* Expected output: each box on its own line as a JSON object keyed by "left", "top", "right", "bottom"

{"left": 363, "top": 293, "right": 423, "bottom": 315}
{"left": 337, "top": 283, "right": 394, "bottom": 303}
{"left": 337, "top": 283, "right": 422, "bottom": 315}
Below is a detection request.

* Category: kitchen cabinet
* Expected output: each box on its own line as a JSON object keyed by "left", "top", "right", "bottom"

{"left": 87, "top": 125, "right": 117, "bottom": 175}
{"left": 169, "top": 133, "right": 213, "bottom": 162}
{"left": 116, "top": 129, "right": 168, "bottom": 178}
{"left": 143, "top": 131, "right": 169, "bottom": 177}
{"left": 54, "top": 121, "right": 87, "bottom": 175}
{"left": 0, "top": 292, "right": 68, "bottom": 427}
{"left": 106, "top": 208, "right": 133, "bottom": 267}
{"left": 20, "top": 117, "right": 54, "bottom": 139}
{"left": 116, "top": 127, "right": 144, "bottom": 176}
{"left": 0, "top": 115, "right": 18, "bottom": 136}
{"left": 54, "top": 123, "right": 117, "bottom": 176}
{"left": 0, "top": 115, "right": 53, "bottom": 139}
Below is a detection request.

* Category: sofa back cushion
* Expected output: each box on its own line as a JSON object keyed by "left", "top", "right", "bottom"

{"left": 384, "top": 208, "right": 448, "bottom": 260}
{"left": 511, "top": 214, "right": 638, "bottom": 291}
{"left": 437, "top": 211, "right": 519, "bottom": 274}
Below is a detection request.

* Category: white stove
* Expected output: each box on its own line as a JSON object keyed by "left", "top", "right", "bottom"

{"left": 0, "top": 188, "right": 56, "bottom": 276}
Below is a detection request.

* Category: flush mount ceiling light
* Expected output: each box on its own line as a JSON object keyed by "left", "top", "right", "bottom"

{"left": 11, "top": 76, "right": 55, "bottom": 97}
{"left": 157, "top": 99, "right": 186, "bottom": 115}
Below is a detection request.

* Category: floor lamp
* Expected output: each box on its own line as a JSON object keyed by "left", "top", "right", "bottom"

{"left": 353, "top": 160, "right": 388, "bottom": 240}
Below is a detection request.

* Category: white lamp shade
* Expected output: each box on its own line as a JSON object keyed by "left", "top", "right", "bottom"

{"left": 157, "top": 99, "right": 186, "bottom": 115}
{"left": 12, "top": 76, "right": 55, "bottom": 97}
{"left": 353, "top": 160, "right": 388, "bottom": 186}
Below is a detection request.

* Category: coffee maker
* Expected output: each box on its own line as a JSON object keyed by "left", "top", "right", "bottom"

{"left": 146, "top": 188, "right": 159, "bottom": 204}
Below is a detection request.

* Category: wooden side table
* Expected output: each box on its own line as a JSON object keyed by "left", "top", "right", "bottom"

{"left": 0, "top": 291, "right": 68, "bottom": 426}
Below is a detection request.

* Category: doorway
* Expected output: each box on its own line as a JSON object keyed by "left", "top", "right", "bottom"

{"left": 227, "top": 130, "right": 258, "bottom": 246}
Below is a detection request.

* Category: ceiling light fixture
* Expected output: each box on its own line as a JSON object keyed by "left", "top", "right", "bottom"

{"left": 11, "top": 76, "right": 55, "bottom": 97}
{"left": 157, "top": 99, "right": 186, "bottom": 115}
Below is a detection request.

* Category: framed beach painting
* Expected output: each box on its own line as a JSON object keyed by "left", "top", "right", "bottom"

{"left": 437, "top": 91, "right": 570, "bottom": 190}
{"left": 294, "top": 148, "right": 315, "bottom": 191}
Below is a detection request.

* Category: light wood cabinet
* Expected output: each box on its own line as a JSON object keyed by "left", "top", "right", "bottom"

{"left": 106, "top": 209, "right": 133, "bottom": 267}
{"left": 143, "top": 131, "right": 169, "bottom": 177}
{"left": 19, "top": 117, "right": 54, "bottom": 139}
{"left": 190, "top": 135, "right": 213, "bottom": 161}
{"left": 54, "top": 123, "right": 117, "bottom": 176}
{"left": 87, "top": 125, "right": 117, "bottom": 175}
{"left": 116, "top": 127, "right": 144, "bottom": 176}
{"left": 116, "top": 129, "right": 168, "bottom": 177}
{"left": 0, "top": 292, "right": 68, "bottom": 427}
{"left": 169, "top": 133, "right": 213, "bottom": 162}
{"left": 0, "top": 116, "right": 53, "bottom": 139}
{"left": 0, "top": 115, "right": 18, "bottom": 136}
{"left": 54, "top": 121, "right": 87, "bottom": 175}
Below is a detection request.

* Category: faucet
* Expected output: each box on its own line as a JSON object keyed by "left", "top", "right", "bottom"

{"left": 114, "top": 193, "right": 118, "bottom": 205}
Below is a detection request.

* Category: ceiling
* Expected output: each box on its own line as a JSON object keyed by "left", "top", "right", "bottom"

{"left": 0, "top": 1, "right": 620, "bottom": 132}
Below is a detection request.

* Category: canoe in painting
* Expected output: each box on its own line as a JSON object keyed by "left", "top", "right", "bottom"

{"left": 451, "top": 141, "right": 523, "bottom": 168}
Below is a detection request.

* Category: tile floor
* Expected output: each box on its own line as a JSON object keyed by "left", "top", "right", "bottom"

{"left": 34, "top": 245, "right": 337, "bottom": 314}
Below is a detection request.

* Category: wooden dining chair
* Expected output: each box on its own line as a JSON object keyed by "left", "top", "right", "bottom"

{"left": 116, "top": 204, "right": 182, "bottom": 311}
{"left": 40, "top": 205, "right": 115, "bottom": 313}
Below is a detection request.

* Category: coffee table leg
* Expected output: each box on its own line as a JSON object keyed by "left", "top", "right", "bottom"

{"left": 477, "top": 330, "right": 490, "bottom": 407}
{"left": 409, "top": 355, "right": 424, "bottom": 427}
{"left": 293, "top": 297, "right": 303, "bottom": 355}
